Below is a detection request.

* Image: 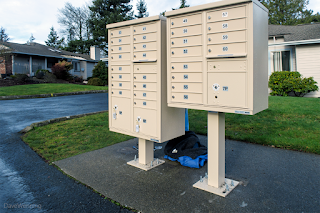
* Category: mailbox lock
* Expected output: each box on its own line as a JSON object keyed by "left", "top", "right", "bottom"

{"left": 208, "top": 27, "right": 211, "bottom": 31}
{"left": 137, "top": 68, "right": 139, "bottom": 70}
{"left": 134, "top": 38, "right": 136, "bottom": 41}
{"left": 172, "top": 32, "right": 174, "bottom": 35}
{"left": 111, "top": 92, "right": 113, "bottom": 94}
{"left": 171, "top": 22, "right": 174, "bottom": 25}
{"left": 215, "top": 96, "right": 218, "bottom": 99}
{"left": 111, "top": 76, "right": 113, "bottom": 78}
{"left": 134, "top": 102, "right": 136, "bottom": 105}
{"left": 112, "top": 84, "right": 114, "bottom": 86}
{"left": 172, "top": 76, "right": 175, "bottom": 79}
{"left": 111, "top": 68, "right": 113, "bottom": 71}
{"left": 172, "top": 51, "right": 174, "bottom": 55}
{"left": 134, "top": 55, "right": 136, "bottom": 58}
{"left": 209, "top": 49, "right": 212, "bottom": 53}
{"left": 134, "top": 47, "right": 136, "bottom": 49}
{"left": 214, "top": 65, "right": 216, "bottom": 68}
{"left": 209, "top": 38, "right": 211, "bottom": 42}
{"left": 172, "top": 96, "right": 175, "bottom": 99}
{"left": 172, "top": 66, "right": 174, "bottom": 69}
{"left": 172, "top": 41, "right": 174, "bottom": 45}
{"left": 172, "top": 86, "right": 175, "bottom": 89}
{"left": 111, "top": 33, "right": 113, "bottom": 35}
{"left": 208, "top": 16, "right": 211, "bottom": 20}
{"left": 134, "top": 93, "right": 136, "bottom": 96}
{"left": 111, "top": 49, "right": 113, "bottom": 51}
{"left": 111, "top": 56, "right": 113, "bottom": 59}
{"left": 134, "top": 85, "right": 136, "bottom": 88}
{"left": 134, "top": 29, "right": 136, "bottom": 32}
{"left": 134, "top": 76, "right": 136, "bottom": 79}
{"left": 111, "top": 41, "right": 113, "bottom": 43}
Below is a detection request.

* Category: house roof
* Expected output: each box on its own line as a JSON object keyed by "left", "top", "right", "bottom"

{"left": 268, "top": 23, "right": 320, "bottom": 42}
{"left": 1, "top": 42, "right": 97, "bottom": 62}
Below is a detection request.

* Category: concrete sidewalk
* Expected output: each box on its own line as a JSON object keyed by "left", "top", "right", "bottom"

{"left": 54, "top": 136, "right": 320, "bottom": 213}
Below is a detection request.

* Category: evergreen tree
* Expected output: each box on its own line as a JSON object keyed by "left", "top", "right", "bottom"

{"left": 45, "top": 26, "right": 65, "bottom": 49}
{"left": 179, "top": 0, "right": 189, "bottom": 8}
{"left": 0, "top": 27, "right": 9, "bottom": 42}
{"left": 260, "top": 0, "right": 313, "bottom": 25}
{"left": 135, "top": 0, "right": 149, "bottom": 18}
{"left": 89, "top": 0, "right": 133, "bottom": 54}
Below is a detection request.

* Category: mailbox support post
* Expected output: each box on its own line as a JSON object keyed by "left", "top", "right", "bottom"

{"left": 127, "top": 138, "right": 165, "bottom": 171}
{"left": 193, "top": 112, "right": 239, "bottom": 197}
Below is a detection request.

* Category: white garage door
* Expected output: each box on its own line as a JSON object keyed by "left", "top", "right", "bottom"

{"left": 296, "top": 44, "right": 320, "bottom": 97}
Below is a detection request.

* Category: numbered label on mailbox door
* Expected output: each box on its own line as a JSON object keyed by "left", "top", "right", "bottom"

{"left": 222, "top": 23, "right": 228, "bottom": 29}
{"left": 222, "top": 35, "right": 228, "bottom": 40}
{"left": 222, "top": 12, "right": 228, "bottom": 17}
{"left": 223, "top": 46, "right": 228, "bottom": 52}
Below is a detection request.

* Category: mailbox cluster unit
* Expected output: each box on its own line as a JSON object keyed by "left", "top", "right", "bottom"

{"left": 107, "top": 16, "right": 185, "bottom": 143}
{"left": 166, "top": 0, "right": 268, "bottom": 115}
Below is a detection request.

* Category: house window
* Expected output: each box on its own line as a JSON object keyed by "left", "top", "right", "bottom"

{"left": 273, "top": 51, "right": 291, "bottom": 71}
{"left": 73, "top": 62, "right": 80, "bottom": 71}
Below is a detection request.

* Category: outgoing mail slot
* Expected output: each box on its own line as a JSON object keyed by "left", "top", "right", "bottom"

{"left": 110, "top": 44, "right": 131, "bottom": 53}
{"left": 111, "top": 73, "right": 130, "bottom": 81}
{"left": 110, "top": 27, "right": 130, "bottom": 37}
{"left": 207, "top": 18, "right": 246, "bottom": 34}
{"left": 134, "top": 22, "right": 157, "bottom": 34}
{"left": 111, "top": 97, "right": 131, "bottom": 131}
{"left": 207, "top": 72, "right": 246, "bottom": 107}
{"left": 207, "top": 42, "right": 246, "bottom": 57}
{"left": 134, "top": 64, "right": 157, "bottom": 73}
{"left": 207, "top": 6, "right": 246, "bottom": 22}
{"left": 134, "top": 32, "right": 157, "bottom": 43}
{"left": 171, "top": 62, "right": 202, "bottom": 72}
{"left": 171, "top": 93, "right": 203, "bottom": 104}
{"left": 171, "top": 25, "right": 202, "bottom": 38}
{"left": 171, "top": 35, "right": 202, "bottom": 47}
{"left": 111, "top": 89, "right": 130, "bottom": 98}
{"left": 134, "top": 108, "right": 157, "bottom": 137}
{"left": 171, "top": 73, "right": 202, "bottom": 82}
{"left": 171, "top": 13, "right": 202, "bottom": 28}
{"left": 111, "top": 81, "right": 130, "bottom": 89}
{"left": 208, "top": 30, "right": 246, "bottom": 44}
{"left": 134, "top": 82, "right": 157, "bottom": 91}
{"left": 134, "top": 74, "right": 157, "bottom": 82}
{"left": 134, "top": 91, "right": 157, "bottom": 100}
{"left": 208, "top": 60, "right": 247, "bottom": 72}
{"left": 134, "top": 99, "right": 157, "bottom": 110}
{"left": 110, "top": 36, "right": 130, "bottom": 45}
{"left": 171, "top": 46, "right": 202, "bottom": 58}
{"left": 171, "top": 83, "right": 202, "bottom": 93}
{"left": 134, "top": 42, "right": 157, "bottom": 52}
{"left": 134, "top": 51, "right": 157, "bottom": 61}
{"left": 110, "top": 53, "right": 131, "bottom": 61}
{"left": 110, "top": 65, "right": 130, "bottom": 73}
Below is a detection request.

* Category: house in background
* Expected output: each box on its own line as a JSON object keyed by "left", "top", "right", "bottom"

{"left": 0, "top": 42, "right": 100, "bottom": 80}
{"left": 268, "top": 23, "right": 320, "bottom": 97}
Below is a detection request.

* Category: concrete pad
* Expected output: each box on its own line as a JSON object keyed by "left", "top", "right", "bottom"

{"left": 54, "top": 136, "right": 320, "bottom": 212}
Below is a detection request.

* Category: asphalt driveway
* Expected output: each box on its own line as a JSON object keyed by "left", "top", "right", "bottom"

{"left": 0, "top": 93, "right": 131, "bottom": 212}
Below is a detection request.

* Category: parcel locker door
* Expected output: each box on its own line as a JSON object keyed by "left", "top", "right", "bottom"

{"left": 111, "top": 97, "right": 131, "bottom": 131}
{"left": 207, "top": 73, "right": 246, "bottom": 108}
{"left": 134, "top": 108, "right": 157, "bottom": 137}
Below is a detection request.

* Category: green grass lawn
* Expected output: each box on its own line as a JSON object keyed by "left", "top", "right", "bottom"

{"left": 190, "top": 96, "right": 320, "bottom": 154}
{"left": 22, "top": 96, "right": 320, "bottom": 163}
{"left": 0, "top": 83, "right": 107, "bottom": 96}
{"left": 22, "top": 112, "right": 133, "bottom": 162}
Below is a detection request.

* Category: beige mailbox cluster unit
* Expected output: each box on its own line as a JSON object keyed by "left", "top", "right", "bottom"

{"left": 107, "top": 16, "right": 185, "bottom": 169}
{"left": 166, "top": 0, "right": 268, "bottom": 115}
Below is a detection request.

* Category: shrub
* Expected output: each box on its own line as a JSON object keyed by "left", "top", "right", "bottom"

{"left": 92, "top": 61, "right": 108, "bottom": 85}
{"left": 13, "top": 74, "right": 28, "bottom": 82}
{"left": 35, "top": 69, "right": 49, "bottom": 79}
{"left": 43, "top": 73, "right": 57, "bottom": 83}
{"left": 269, "top": 71, "right": 319, "bottom": 97}
{"left": 51, "top": 61, "right": 72, "bottom": 80}
{"left": 87, "top": 77, "right": 104, "bottom": 86}
{"left": 74, "top": 76, "right": 83, "bottom": 83}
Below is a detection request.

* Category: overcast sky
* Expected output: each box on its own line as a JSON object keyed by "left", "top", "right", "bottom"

{"left": 1, "top": 0, "right": 320, "bottom": 45}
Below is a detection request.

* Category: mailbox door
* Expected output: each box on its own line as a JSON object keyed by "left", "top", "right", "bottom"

{"left": 171, "top": 83, "right": 203, "bottom": 93}
{"left": 111, "top": 81, "right": 130, "bottom": 90}
{"left": 111, "top": 73, "right": 130, "bottom": 81}
{"left": 171, "top": 25, "right": 202, "bottom": 38}
{"left": 171, "top": 35, "right": 202, "bottom": 47}
{"left": 171, "top": 62, "right": 202, "bottom": 72}
{"left": 134, "top": 32, "right": 157, "bottom": 43}
{"left": 134, "top": 64, "right": 157, "bottom": 73}
{"left": 207, "top": 73, "right": 246, "bottom": 108}
{"left": 134, "top": 74, "right": 157, "bottom": 82}
{"left": 110, "top": 36, "right": 130, "bottom": 45}
{"left": 171, "top": 73, "right": 202, "bottom": 82}
{"left": 134, "top": 42, "right": 157, "bottom": 52}
{"left": 208, "top": 30, "right": 246, "bottom": 45}
{"left": 134, "top": 91, "right": 157, "bottom": 100}
{"left": 134, "top": 99, "right": 157, "bottom": 110}
{"left": 111, "top": 89, "right": 130, "bottom": 98}
{"left": 133, "top": 51, "right": 157, "bottom": 61}
{"left": 134, "top": 108, "right": 157, "bottom": 137}
{"left": 207, "top": 6, "right": 246, "bottom": 22}
{"left": 170, "top": 13, "right": 202, "bottom": 28}
{"left": 111, "top": 97, "right": 131, "bottom": 131}
{"left": 207, "top": 42, "right": 246, "bottom": 57}
{"left": 171, "top": 46, "right": 202, "bottom": 58}
{"left": 110, "top": 65, "right": 130, "bottom": 73}
{"left": 110, "top": 53, "right": 131, "bottom": 61}
{"left": 207, "top": 18, "right": 246, "bottom": 34}
{"left": 110, "top": 28, "right": 130, "bottom": 37}
{"left": 171, "top": 93, "right": 203, "bottom": 104}
{"left": 110, "top": 44, "right": 131, "bottom": 53}
{"left": 134, "top": 22, "right": 157, "bottom": 34}
{"left": 134, "top": 82, "right": 157, "bottom": 91}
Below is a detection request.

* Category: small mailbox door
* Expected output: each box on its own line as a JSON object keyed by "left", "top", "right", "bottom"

{"left": 134, "top": 108, "right": 157, "bottom": 137}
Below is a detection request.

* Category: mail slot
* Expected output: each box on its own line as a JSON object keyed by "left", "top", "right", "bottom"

{"left": 171, "top": 35, "right": 202, "bottom": 47}
{"left": 134, "top": 74, "right": 157, "bottom": 82}
{"left": 134, "top": 42, "right": 157, "bottom": 52}
{"left": 207, "top": 18, "right": 246, "bottom": 34}
{"left": 207, "top": 6, "right": 246, "bottom": 22}
{"left": 171, "top": 46, "right": 202, "bottom": 58}
{"left": 110, "top": 44, "right": 131, "bottom": 53}
{"left": 207, "top": 42, "right": 246, "bottom": 57}
{"left": 134, "top": 91, "right": 157, "bottom": 100}
{"left": 134, "top": 32, "right": 157, "bottom": 43}
{"left": 171, "top": 83, "right": 202, "bottom": 93}
{"left": 134, "top": 22, "right": 157, "bottom": 34}
{"left": 110, "top": 36, "right": 130, "bottom": 45}
{"left": 171, "top": 13, "right": 202, "bottom": 28}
